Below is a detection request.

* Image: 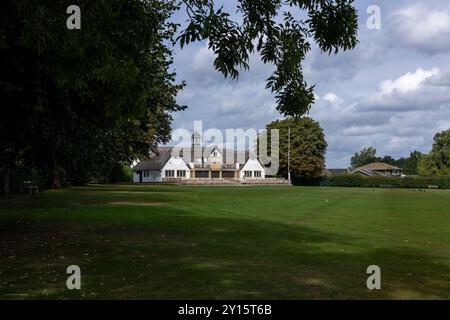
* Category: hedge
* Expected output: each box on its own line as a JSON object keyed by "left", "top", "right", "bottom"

{"left": 320, "top": 174, "right": 450, "bottom": 189}
{"left": 109, "top": 162, "right": 133, "bottom": 183}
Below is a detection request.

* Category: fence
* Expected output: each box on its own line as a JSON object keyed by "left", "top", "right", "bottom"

{"left": 162, "top": 178, "right": 290, "bottom": 185}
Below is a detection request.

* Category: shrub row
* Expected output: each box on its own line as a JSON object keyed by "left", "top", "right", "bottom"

{"left": 320, "top": 174, "right": 450, "bottom": 189}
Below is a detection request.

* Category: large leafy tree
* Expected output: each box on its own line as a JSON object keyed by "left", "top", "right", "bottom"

{"left": 0, "top": 0, "right": 184, "bottom": 192}
{"left": 418, "top": 129, "right": 450, "bottom": 176}
{"left": 179, "top": 0, "right": 358, "bottom": 117}
{"left": 261, "top": 117, "right": 327, "bottom": 178}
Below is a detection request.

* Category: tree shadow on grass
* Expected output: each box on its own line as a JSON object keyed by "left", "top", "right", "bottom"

{"left": 154, "top": 215, "right": 450, "bottom": 299}
{"left": 0, "top": 208, "right": 449, "bottom": 299}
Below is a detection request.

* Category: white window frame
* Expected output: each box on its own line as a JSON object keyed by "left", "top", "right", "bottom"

{"left": 165, "top": 170, "right": 175, "bottom": 177}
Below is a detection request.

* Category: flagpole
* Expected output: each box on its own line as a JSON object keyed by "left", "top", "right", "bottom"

{"left": 288, "top": 126, "right": 291, "bottom": 184}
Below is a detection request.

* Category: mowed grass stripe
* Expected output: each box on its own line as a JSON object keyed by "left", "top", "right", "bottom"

{"left": 0, "top": 185, "right": 449, "bottom": 299}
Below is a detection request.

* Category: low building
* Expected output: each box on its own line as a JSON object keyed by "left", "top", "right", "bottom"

{"left": 351, "top": 162, "right": 403, "bottom": 177}
{"left": 132, "top": 147, "right": 191, "bottom": 183}
{"left": 132, "top": 132, "right": 271, "bottom": 183}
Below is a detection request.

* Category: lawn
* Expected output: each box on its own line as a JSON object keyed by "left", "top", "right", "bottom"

{"left": 1, "top": 184, "right": 450, "bottom": 299}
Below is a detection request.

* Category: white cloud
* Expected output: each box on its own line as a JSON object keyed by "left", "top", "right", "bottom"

{"left": 311, "top": 66, "right": 450, "bottom": 166}
{"left": 341, "top": 125, "right": 385, "bottom": 137}
{"left": 356, "top": 67, "right": 450, "bottom": 112}
{"left": 379, "top": 68, "right": 439, "bottom": 95}
{"left": 191, "top": 44, "right": 215, "bottom": 72}
{"left": 322, "top": 93, "right": 344, "bottom": 106}
{"left": 428, "top": 67, "right": 450, "bottom": 86}
{"left": 389, "top": 2, "right": 450, "bottom": 54}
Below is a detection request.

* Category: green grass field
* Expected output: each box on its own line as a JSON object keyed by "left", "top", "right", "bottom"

{"left": 1, "top": 184, "right": 450, "bottom": 299}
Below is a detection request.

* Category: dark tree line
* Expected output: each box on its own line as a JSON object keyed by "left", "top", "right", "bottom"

{"left": 350, "top": 147, "right": 425, "bottom": 176}
{"left": 351, "top": 128, "right": 450, "bottom": 176}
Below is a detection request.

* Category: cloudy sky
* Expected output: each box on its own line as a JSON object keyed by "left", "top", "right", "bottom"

{"left": 169, "top": 0, "right": 450, "bottom": 168}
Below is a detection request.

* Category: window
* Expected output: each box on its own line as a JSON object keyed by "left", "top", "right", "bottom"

{"left": 254, "top": 171, "right": 262, "bottom": 178}
{"left": 177, "top": 170, "right": 186, "bottom": 178}
{"left": 211, "top": 171, "right": 220, "bottom": 178}
{"left": 244, "top": 170, "right": 252, "bottom": 178}
{"left": 143, "top": 171, "right": 149, "bottom": 177}
{"left": 222, "top": 171, "right": 234, "bottom": 178}
{"left": 165, "top": 170, "right": 175, "bottom": 177}
{"left": 196, "top": 171, "right": 209, "bottom": 178}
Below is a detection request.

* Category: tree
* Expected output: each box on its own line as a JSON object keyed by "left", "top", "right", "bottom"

{"left": 378, "top": 155, "right": 397, "bottom": 166}
{"left": 179, "top": 0, "right": 358, "bottom": 117}
{"left": 431, "top": 129, "right": 450, "bottom": 171}
{"left": 418, "top": 129, "right": 450, "bottom": 176}
{"left": 402, "top": 151, "right": 423, "bottom": 175}
{"left": 261, "top": 117, "right": 327, "bottom": 179}
{"left": 350, "top": 147, "right": 377, "bottom": 169}
{"left": 0, "top": 0, "right": 184, "bottom": 192}
{"left": 418, "top": 155, "right": 439, "bottom": 177}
